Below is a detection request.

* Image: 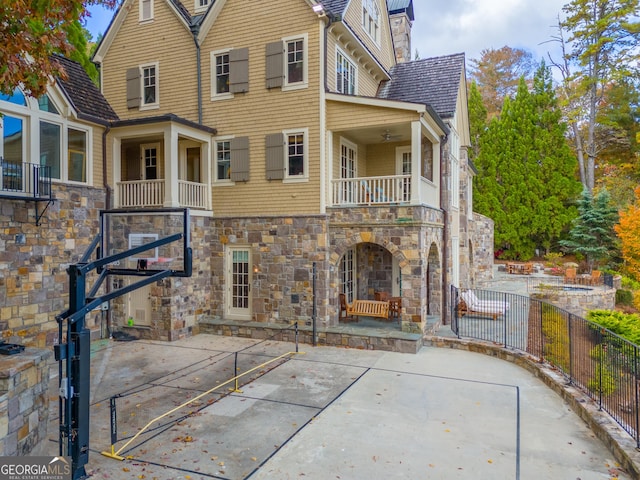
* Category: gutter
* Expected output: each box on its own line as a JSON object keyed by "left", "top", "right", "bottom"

{"left": 190, "top": 22, "right": 203, "bottom": 125}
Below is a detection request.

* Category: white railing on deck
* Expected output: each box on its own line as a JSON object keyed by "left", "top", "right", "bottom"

{"left": 179, "top": 179, "right": 209, "bottom": 209}
{"left": 118, "top": 179, "right": 164, "bottom": 207}
{"left": 331, "top": 175, "right": 411, "bottom": 206}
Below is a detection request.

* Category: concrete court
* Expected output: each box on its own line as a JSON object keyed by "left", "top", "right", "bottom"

{"left": 36, "top": 333, "right": 630, "bottom": 480}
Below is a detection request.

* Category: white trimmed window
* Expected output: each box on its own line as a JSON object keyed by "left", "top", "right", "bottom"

{"left": 140, "top": 0, "right": 153, "bottom": 22}
{"left": 212, "top": 50, "right": 231, "bottom": 98}
{"left": 215, "top": 139, "right": 232, "bottom": 182}
{"left": 0, "top": 89, "right": 91, "bottom": 186}
{"left": 336, "top": 49, "right": 357, "bottom": 94}
{"left": 283, "top": 34, "right": 308, "bottom": 90}
{"left": 140, "top": 63, "right": 159, "bottom": 109}
{"left": 284, "top": 128, "right": 308, "bottom": 180}
{"left": 362, "top": 0, "right": 380, "bottom": 44}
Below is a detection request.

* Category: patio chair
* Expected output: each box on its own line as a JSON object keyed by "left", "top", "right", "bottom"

{"left": 458, "top": 290, "right": 509, "bottom": 320}
{"left": 588, "top": 270, "right": 601, "bottom": 286}
{"left": 564, "top": 267, "right": 577, "bottom": 284}
{"left": 339, "top": 293, "right": 356, "bottom": 322}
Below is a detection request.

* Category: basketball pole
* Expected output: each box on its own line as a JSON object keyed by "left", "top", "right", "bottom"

{"left": 56, "top": 229, "right": 190, "bottom": 480}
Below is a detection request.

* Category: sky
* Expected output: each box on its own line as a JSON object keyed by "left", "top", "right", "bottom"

{"left": 85, "top": 0, "right": 568, "bottom": 66}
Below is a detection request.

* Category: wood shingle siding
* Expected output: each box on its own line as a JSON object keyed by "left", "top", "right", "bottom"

{"left": 101, "top": 0, "right": 198, "bottom": 120}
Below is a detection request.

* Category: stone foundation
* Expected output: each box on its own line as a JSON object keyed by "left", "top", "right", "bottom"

{"left": 0, "top": 348, "right": 52, "bottom": 456}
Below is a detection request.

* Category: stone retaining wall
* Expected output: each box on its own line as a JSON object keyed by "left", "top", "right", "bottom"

{"left": 531, "top": 286, "right": 616, "bottom": 318}
{"left": 0, "top": 185, "right": 104, "bottom": 347}
{"left": 0, "top": 348, "right": 52, "bottom": 456}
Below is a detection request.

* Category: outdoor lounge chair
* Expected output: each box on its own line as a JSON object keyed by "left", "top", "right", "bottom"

{"left": 458, "top": 290, "right": 510, "bottom": 320}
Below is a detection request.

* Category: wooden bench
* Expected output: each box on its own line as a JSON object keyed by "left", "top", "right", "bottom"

{"left": 347, "top": 300, "right": 390, "bottom": 320}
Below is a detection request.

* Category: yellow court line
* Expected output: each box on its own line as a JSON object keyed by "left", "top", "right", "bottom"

{"left": 101, "top": 350, "right": 304, "bottom": 460}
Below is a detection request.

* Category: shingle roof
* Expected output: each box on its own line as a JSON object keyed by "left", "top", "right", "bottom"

{"left": 320, "top": 0, "right": 349, "bottom": 16}
{"left": 54, "top": 55, "right": 119, "bottom": 124}
{"left": 169, "top": 0, "right": 192, "bottom": 24}
{"left": 377, "top": 53, "right": 465, "bottom": 119}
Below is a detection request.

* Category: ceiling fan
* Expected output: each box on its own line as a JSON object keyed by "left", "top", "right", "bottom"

{"left": 381, "top": 129, "right": 402, "bottom": 142}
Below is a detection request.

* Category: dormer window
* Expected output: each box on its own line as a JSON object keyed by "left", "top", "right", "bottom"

{"left": 195, "top": 0, "right": 210, "bottom": 13}
{"left": 362, "top": 0, "right": 380, "bottom": 44}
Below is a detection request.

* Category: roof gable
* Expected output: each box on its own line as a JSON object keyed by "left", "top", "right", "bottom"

{"left": 93, "top": 0, "right": 193, "bottom": 63}
{"left": 377, "top": 53, "right": 466, "bottom": 119}
{"left": 54, "top": 56, "right": 119, "bottom": 123}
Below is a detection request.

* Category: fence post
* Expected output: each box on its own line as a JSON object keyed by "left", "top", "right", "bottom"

{"left": 567, "top": 314, "right": 573, "bottom": 386}
{"left": 312, "top": 262, "right": 317, "bottom": 347}
{"left": 230, "top": 352, "right": 242, "bottom": 393}
{"left": 503, "top": 291, "right": 508, "bottom": 348}
{"left": 633, "top": 345, "right": 640, "bottom": 448}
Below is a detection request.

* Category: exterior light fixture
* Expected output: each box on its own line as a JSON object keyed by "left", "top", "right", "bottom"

{"left": 312, "top": 3, "right": 324, "bottom": 14}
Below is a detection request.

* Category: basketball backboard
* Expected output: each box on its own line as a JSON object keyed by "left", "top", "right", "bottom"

{"left": 99, "top": 208, "right": 191, "bottom": 276}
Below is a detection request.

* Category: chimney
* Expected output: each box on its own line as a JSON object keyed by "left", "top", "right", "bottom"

{"left": 388, "top": 0, "right": 414, "bottom": 63}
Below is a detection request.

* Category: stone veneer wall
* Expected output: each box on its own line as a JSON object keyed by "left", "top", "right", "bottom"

{"left": 531, "top": 287, "right": 616, "bottom": 318}
{"left": 0, "top": 185, "right": 104, "bottom": 347}
{"left": 108, "top": 214, "right": 214, "bottom": 341}
{"left": 208, "top": 215, "right": 331, "bottom": 326}
{"left": 329, "top": 205, "right": 444, "bottom": 334}
{"left": 0, "top": 348, "right": 51, "bottom": 455}
{"left": 470, "top": 212, "right": 495, "bottom": 287}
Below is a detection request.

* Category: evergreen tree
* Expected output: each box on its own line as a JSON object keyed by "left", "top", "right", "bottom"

{"left": 474, "top": 64, "right": 582, "bottom": 260}
{"left": 561, "top": 189, "right": 620, "bottom": 269}
{"left": 468, "top": 81, "right": 487, "bottom": 163}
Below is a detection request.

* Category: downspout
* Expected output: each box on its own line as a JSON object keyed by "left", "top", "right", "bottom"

{"left": 190, "top": 22, "right": 203, "bottom": 125}
{"left": 439, "top": 136, "right": 448, "bottom": 324}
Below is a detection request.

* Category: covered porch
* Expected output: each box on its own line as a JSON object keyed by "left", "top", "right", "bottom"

{"left": 326, "top": 94, "right": 448, "bottom": 209}
{"left": 109, "top": 115, "right": 215, "bottom": 210}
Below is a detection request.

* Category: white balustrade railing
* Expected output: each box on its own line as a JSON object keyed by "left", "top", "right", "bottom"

{"left": 178, "top": 180, "right": 209, "bottom": 209}
{"left": 331, "top": 175, "right": 411, "bottom": 206}
{"left": 117, "top": 179, "right": 164, "bottom": 208}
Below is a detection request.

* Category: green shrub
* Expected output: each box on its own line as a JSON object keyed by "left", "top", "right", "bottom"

{"left": 616, "top": 289, "right": 634, "bottom": 306}
{"left": 541, "top": 306, "right": 570, "bottom": 370}
{"left": 587, "top": 363, "right": 617, "bottom": 397}
{"left": 587, "top": 310, "right": 640, "bottom": 345}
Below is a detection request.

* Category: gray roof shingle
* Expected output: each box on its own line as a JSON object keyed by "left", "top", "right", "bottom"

{"left": 377, "top": 53, "right": 465, "bottom": 119}
{"left": 54, "top": 55, "right": 119, "bottom": 124}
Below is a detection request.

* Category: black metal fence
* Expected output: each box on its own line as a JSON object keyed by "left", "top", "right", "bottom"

{"left": 0, "top": 158, "right": 52, "bottom": 198}
{"left": 451, "top": 286, "right": 640, "bottom": 447}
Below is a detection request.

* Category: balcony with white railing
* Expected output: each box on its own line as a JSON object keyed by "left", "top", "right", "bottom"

{"left": 117, "top": 179, "right": 165, "bottom": 208}
{"left": 331, "top": 175, "right": 411, "bottom": 206}
{"left": 117, "top": 179, "right": 210, "bottom": 210}
{"left": 178, "top": 179, "right": 210, "bottom": 209}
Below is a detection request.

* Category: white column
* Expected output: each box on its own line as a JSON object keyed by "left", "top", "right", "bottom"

{"left": 410, "top": 120, "right": 421, "bottom": 205}
{"left": 164, "top": 126, "right": 180, "bottom": 207}
{"left": 112, "top": 137, "right": 122, "bottom": 207}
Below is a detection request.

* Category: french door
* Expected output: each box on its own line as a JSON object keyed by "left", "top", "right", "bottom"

{"left": 226, "top": 246, "right": 252, "bottom": 319}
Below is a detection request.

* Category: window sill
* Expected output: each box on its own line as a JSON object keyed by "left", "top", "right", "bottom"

{"left": 210, "top": 93, "right": 234, "bottom": 102}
